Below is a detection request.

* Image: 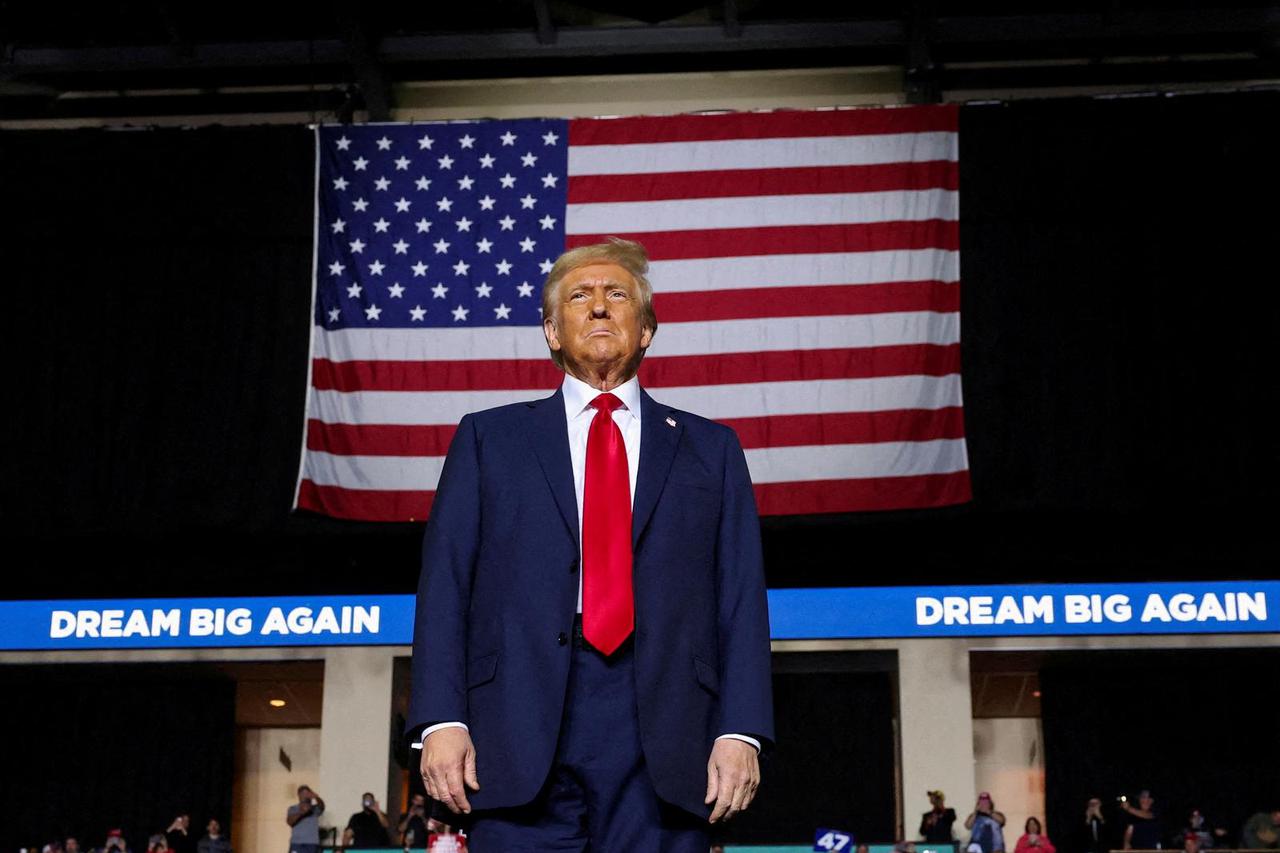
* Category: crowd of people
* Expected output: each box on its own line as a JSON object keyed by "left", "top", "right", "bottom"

{"left": 915, "top": 790, "right": 1280, "bottom": 853}
{"left": 287, "top": 785, "right": 467, "bottom": 852}
{"left": 20, "top": 815, "right": 230, "bottom": 853}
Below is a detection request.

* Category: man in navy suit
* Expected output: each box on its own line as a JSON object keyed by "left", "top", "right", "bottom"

{"left": 409, "top": 238, "right": 774, "bottom": 850}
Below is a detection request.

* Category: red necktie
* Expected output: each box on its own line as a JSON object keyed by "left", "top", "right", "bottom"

{"left": 581, "top": 392, "right": 634, "bottom": 655}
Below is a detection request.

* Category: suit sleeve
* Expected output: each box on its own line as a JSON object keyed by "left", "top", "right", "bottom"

{"left": 408, "top": 413, "right": 481, "bottom": 736}
{"left": 714, "top": 428, "right": 775, "bottom": 748}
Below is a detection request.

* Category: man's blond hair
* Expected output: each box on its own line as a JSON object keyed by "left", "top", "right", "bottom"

{"left": 541, "top": 238, "right": 658, "bottom": 369}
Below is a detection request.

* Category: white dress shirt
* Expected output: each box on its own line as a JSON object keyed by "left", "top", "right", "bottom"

{"left": 416, "top": 375, "right": 759, "bottom": 753}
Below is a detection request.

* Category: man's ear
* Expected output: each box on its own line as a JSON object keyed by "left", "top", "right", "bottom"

{"left": 639, "top": 325, "right": 653, "bottom": 351}
{"left": 544, "top": 317, "right": 561, "bottom": 351}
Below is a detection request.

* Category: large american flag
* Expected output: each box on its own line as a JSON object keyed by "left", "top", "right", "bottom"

{"left": 296, "top": 106, "right": 969, "bottom": 522}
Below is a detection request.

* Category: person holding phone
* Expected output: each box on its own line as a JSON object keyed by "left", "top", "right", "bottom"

{"left": 1015, "top": 817, "right": 1056, "bottom": 853}
{"left": 965, "top": 792, "right": 1007, "bottom": 853}
{"left": 285, "top": 785, "right": 325, "bottom": 853}
{"left": 343, "top": 792, "right": 391, "bottom": 848}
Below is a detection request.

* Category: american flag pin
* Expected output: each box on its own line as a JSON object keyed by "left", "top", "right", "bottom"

{"left": 665, "top": 417, "right": 677, "bottom": 427}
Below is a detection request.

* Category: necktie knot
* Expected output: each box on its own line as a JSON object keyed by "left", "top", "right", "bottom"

{"left": 590, "top": 392, "right": 623, "bottom": 415}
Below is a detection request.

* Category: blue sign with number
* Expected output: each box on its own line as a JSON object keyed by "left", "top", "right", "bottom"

{"left": 815, "top": 828, "right": 853, "bottom": 852}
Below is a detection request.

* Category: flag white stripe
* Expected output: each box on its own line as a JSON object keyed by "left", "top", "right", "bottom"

{"left": 303, "top": 438, "right": 969, "bottom": 492}
{"left": 645, "top": 250, "right": 959, "bottom": 293}
{"left": 567, "top": 132, "right": 957, "bottom": 176}
{"left": 566, "top": 189, "right": 958, "bottom": 234}
{"left": 308, "top": 374, "right": 964, "bottom": 427}
{"left": 745, "top": 438, "right": 970, "bottom": 484}
{"left": 314, "top": 311, "right": 959, "bottom": 363}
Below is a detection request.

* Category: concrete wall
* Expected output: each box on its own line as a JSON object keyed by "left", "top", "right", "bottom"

{"left": 898, "top": 639, "right": 978, "bottom": 841}
{"left": 972, "top": 718, "right": 1046, "bottom": 847}
{"left": 233, "top": 726, "right": 321, "bottom": 853}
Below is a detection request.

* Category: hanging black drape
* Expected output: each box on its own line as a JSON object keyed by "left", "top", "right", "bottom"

{"left": 2, "top": 93, "right": 1276, "bottom": 597}
{"left": 0, "top": 663, "right": 236, "bottom": 852}
{"left": 1040, "top": 649, "right": 1280, "bottom": 851}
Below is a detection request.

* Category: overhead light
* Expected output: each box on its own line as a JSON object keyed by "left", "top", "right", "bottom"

{"left": 269, "top": 699, "right": 288, "bottom": 708}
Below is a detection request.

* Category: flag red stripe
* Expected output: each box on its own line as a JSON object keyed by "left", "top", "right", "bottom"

{"left": 722, "top": 407, "right": 967, "bottom": 449}
{"left": 753, "top": 471, "right": 972, "bottom": 515}
{"left": 312, "top": 344, "right": 959, "bottom": 394}
{"left": 569, "top": 106, "right": 958, "bottom": 145}
{"left": 566, "top": 221, "right": 958, "bottom": 259}
{"left": 307, "top": 419, "right": 458, "bottom": 457}
{"left": 306, "top": 407, "right": 963, "bottom": 457}
{"left": 567, "top": 161, "right": 959, "bottom": 203}
{"left": 297, "top": 479, "right": 435, "bottom": 523}
{"left": 311, "top": 357, "right": 562, "bottom": 392}
{"left": 653, "top": 281, "right": 959, "bottom": 322}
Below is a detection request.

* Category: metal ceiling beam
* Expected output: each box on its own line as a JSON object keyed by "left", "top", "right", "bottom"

{"left": 2, "top": 10, "right": 1274, "bottom": 80}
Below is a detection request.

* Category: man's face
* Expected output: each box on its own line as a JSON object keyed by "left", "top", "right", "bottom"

{"left": 65, "top": 841, "right": 80, "bottom": 853}
{"left": 1089, "top": 799, "right": 1102, "bottom": 810}
{"left": 1140, "top": 794, "right": 1154, "bottom": 810}
{"left": 299, "top": 787, "right": 313, "bottom": 803}
{"left": 411, "top": 795, "right": 426, "bottom": 811}
{"left": 544, "top": 263, "right": 652, "bottom": 381}
{"left": 206, "top": 821, "right": 220, "bottom": 836}
{"left": 930, "top": 793, "right": 944, "bottom": 808}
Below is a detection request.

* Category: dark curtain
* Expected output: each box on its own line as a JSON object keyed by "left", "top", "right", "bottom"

{"left": 1041, "top": 649, "right": 1280, "bottom": 852}
{"left": 730, "top": 667, "right": 897, "bottom": 844}
{"left": 0, "top": 663, "right": 236, "bottom": 852}
{"left": 2, "top": 92, "right": 1278, "bottom": 599}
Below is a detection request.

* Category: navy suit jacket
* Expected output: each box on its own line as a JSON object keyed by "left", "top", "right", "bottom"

{"left": 408, "top": 385, "right": 774, "bottom": 817}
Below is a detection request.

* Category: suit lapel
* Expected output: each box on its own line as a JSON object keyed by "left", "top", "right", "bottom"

{"left": 632, "top": 388, "right": 682, "bottom": 548}
{"left": 526, "top": 388, "right": 579, "bottom": 548}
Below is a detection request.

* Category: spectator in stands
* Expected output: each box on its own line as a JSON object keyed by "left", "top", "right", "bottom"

{"left": 164, "top": 816, "right": 193, "bottom": 853}
{"left": 922, "top": 790, "right": 958, "bottom": 843}
{"left": 425, "top": 823, "right": 466, "bottom": 852}
{"left": 343, "top": 792, "right": 391, "bottom": 848}
{"left": 856, "top": 845, "right": 871, "bottom": 853}
{"left": 1015, "top": 817, "right": 1056, "bottom": 853}
{"left": 896, "top": 842, "right": 919, "bottom": 853}
{"left": 145, "top": 834, "right": 170, "bottom": 853}
{"left": 1084, "top": 797, "right": 1108, "bottom": 853}
{"left": 1122, "top": 790, "right": 1162, "bottom": 850}
{"left": 397, "top": 793, "right": 430, "bottom": 848}
{"left": 1180, "top": 808, "right": 1229, "bottom": 850}
{"left": 965, "top": 792, "right": 1007, "bottom": 853}
{"left": 1241, "top": 809, "right": 1280, "bottom": 850}
{"left": 195, "top": 819, "right": 230, "bottom": 853}
{"left": 65, "top": 838, "right": 82, "bottom": 853}
{"left": 286, "top": 784, "right": 326, "bottom": 853}
{"left": 1182, "top": 833, "right": 1201, "bottom": 853}
{"left": 98, "top": 828, "right": 132, "bottom": 853}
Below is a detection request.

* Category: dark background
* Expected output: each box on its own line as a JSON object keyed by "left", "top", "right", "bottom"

{"left": 1041, "top": 648, "right": 1280, "bottom": 851}
{"left": 0, "top": 664, "right": 236, "bottom": 853}
{"left": 2, "top": 91, "right": 1278, "bottom": 849}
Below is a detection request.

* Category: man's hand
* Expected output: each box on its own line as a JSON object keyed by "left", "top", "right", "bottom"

{"left": 421, "top": 727, "right": 480, "bottom": 815}
{"left": 705, "top": 738, "right": 760, "bottom": 823}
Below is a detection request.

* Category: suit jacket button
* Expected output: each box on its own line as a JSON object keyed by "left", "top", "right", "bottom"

{"left": 557, "top": 632, "right": 568, "bottom": 646}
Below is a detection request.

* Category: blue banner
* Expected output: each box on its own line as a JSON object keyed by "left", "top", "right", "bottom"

{"left": 0, "top": 581, "right": 1275, "bottom": 650}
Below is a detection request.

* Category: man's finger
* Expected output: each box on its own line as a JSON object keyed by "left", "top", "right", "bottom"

{"left": 464, "top": 749, "right": 481, "bottom": 791}
{"left": 704, "top": 762, "right": 720, "bottom": 807}
{"left": 445, "top": 766, "right": 472, "bottom": 814}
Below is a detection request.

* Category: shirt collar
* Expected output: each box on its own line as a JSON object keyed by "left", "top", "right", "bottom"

{"left": 561, "top": 372, "right": 642, "bottom": 422}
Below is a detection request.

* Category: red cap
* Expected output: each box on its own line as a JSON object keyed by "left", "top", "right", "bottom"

{"left": 107, "top": 830, "right": 123, "bottom": 838}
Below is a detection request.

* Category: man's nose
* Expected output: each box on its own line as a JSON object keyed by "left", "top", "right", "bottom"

{"left": 589, "top": 291, "right": 609, "bottom": 316}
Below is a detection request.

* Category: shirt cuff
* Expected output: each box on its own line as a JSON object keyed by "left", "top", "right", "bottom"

{"left": 716, "top": 733, "right": 761, "bottom": 752}
{"left": 410, "top": 721, "right": 469, "bottom": 749}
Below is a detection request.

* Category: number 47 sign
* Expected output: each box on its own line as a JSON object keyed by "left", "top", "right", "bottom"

{"left": 815, "top": 828, "right": 854, "bottom": 851}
